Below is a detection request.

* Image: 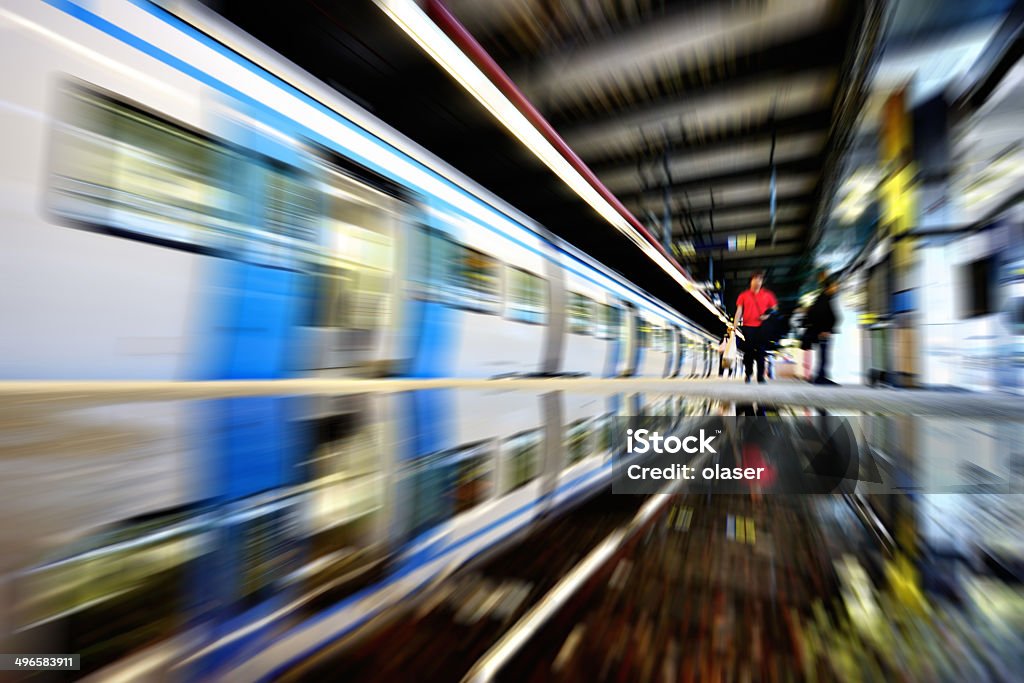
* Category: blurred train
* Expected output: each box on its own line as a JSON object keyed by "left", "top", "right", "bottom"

{"left": 1, "top": 0, "right": 721, "bottom": 677}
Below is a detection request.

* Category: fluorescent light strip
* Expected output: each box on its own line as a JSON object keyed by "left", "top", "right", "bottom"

{"left": 376, "top": 0, "right": 728, "bottom": 324}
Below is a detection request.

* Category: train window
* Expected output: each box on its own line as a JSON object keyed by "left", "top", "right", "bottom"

{"left": 49, "top": 85, "right": 240, "bottom": 253}
{"left": 653, "top": 325, "right": 668, "bottom": 353}
{"left": 446, "top": 243, "right": 501, "bottom": 313}
{"left": 598, "top": 304, "right": 620, "bottom": 340}
{"left": 449, "top": 443, "right": 495, "bottom": 514}
{"left": 595, "top": 304, "right": 608, "bottom": 338}
{"left": 266, "top": 165, "right": 319, "bottom": 242}
{"left": 319, "top": 167, "right": 400, "bottom": 330}
{"left": 13, "top": 511, "right": 208, "bottom": 676}
{"left": 411, "top": 229, "right": 500, "bottom": 313}
{"left": 400, "top": 441, "right": 494, "bottom": 538}
{"left": 638, "top": 320, "right": 652, "bottom": 349}
{"left": 504, "top": 430, "right": 541, "bottom": 492}
{"left": 404, "top": 451, "right": 451, "bottom": 538}
{"left": 243, "top": 161, "right": 321, "bottom": 269}
{"left": 307, "top": 409, "right": 386, "bottom": 559}
{"left": 566, "top": 419, "right": 592, "bottom": 464}
{"left": 568, "top": 293, "right": 594, "bottom": 335}
{"left": 594, "top": 415, "right": 609, "bottom": 453}
{"left": 411, "top": 226, "right": 454, "bottom": 300}
{"left": 507, "top": 267, "right": 548, "bottom": 324}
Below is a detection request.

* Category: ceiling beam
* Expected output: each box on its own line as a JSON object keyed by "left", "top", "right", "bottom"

{"left": 543, "top": 33, "right": 845, "bottom": 129}
{"left": 559, "top": 70, "right": 837, "bottom": 158}
{"left": 611, "top": 155, "right": 825, "bottom": 200}
{"left": 694, "top": 208, "right": 809, "bottom": 231}
{"left": 507, "top": 0, "right": 834, "bottom": 109}
{"left": 714, "top": 244, "right": 804, "bottom": 260}
{"left": 626, "top": 186, "right": 814, "bottom": 217}
{"left": 600, "top": 131, "right": 826, "bottom": 195}
{"left": 586, "top": 107, "right": 835, "bottom": 170}
{"left": 626, "top": 192, "right": 811, "bottom": 224}
{"left": 673, "top": 224, "right": 804, "bottom": 242}
{"left": 716, "top": 257, "right": 804, "bottom": 272}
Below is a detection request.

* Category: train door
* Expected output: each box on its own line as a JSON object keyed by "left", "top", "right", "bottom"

{"left": 690, "top": 338, "right": 703, "bottom": 378}
{"left": 310, "top": 151, "right": 408, "bottom": 376}
{"left": 629, "top": 306, "right": 647, "bottom": 417}
{"left": 603, "top": 301, "right": 624, "bottom": 444}
{"left": 679, "top": 332, "right": 689, "bottom": 375}
{"left": 621, "top": 301, "right": 639, "bottom": 377}
{"left": 187, "top": 110, "right": 321, "bottom": 674}
{"left": 602, "top": 300, "right": 623, "bottom": 378}
{"left": 301, "top": 397, "right": 391, "bottom": 569}
{"left": 666, "top": 325, "right": 680, "bottom": 377}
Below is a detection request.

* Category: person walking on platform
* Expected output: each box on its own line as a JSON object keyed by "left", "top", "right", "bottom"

{"left": 735, "top": 271, "right": 778, "bottom": 384}
{"left": 801, "top": 274, "right": 840, "bottom": 385}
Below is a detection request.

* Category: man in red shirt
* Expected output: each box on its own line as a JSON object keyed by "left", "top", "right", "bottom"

{"left": 735, "top": 271, "right": 778, "bottom": 384}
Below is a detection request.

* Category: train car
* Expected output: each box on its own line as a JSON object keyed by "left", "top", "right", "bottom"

{"left": 0, "top": 0, "right": 720, "bottom": 678}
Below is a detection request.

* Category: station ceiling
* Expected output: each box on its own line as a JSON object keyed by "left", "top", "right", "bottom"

{"left": 200, "top": 0, "right": 881, "bottom": 333}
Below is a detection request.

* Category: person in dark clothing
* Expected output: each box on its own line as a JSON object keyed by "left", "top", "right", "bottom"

{"left": 735, "top": 271, "right": 778, "bottom": 384}
{"left": 802, "top": 274, "right": 840, "bottom": 384}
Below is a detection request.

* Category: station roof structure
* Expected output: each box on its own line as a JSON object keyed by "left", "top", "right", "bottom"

{"left": 201, "top": 0, "right": 881, "bottom": 330}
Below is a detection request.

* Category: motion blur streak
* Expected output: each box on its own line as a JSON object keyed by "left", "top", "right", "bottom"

{"left": 1, "top": 0, "right": 1023, "bottom": 682}
{"left": 374, "top": 0, "right": 729, "bottom": 323}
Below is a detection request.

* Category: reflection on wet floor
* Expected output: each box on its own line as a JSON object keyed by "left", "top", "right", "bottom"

{"left": 5, "top": 401, "right": 1024, "bottom": 682}
{"left": 492, "top": 491, "right": 1024, "bottom": 683}
{"left": 285, "top": 492, "right": 648, "bottom": 682}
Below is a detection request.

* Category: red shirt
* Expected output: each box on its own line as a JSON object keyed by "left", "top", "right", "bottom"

{"left": 736, "top": 288, "right": 777, "bottom": 328}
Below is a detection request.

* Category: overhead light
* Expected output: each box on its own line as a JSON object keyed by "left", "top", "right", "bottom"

{"left": 375, "top": 0, "right": 729, "bottom": 324}
{"left": 834, "top": 168, "right": 879, "bottom": 225}
{"left": 728, "top": 234, "right": 757, "bottom": 251}
{"left": 673, "top": 241, "right": 696, "bottom": 258}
